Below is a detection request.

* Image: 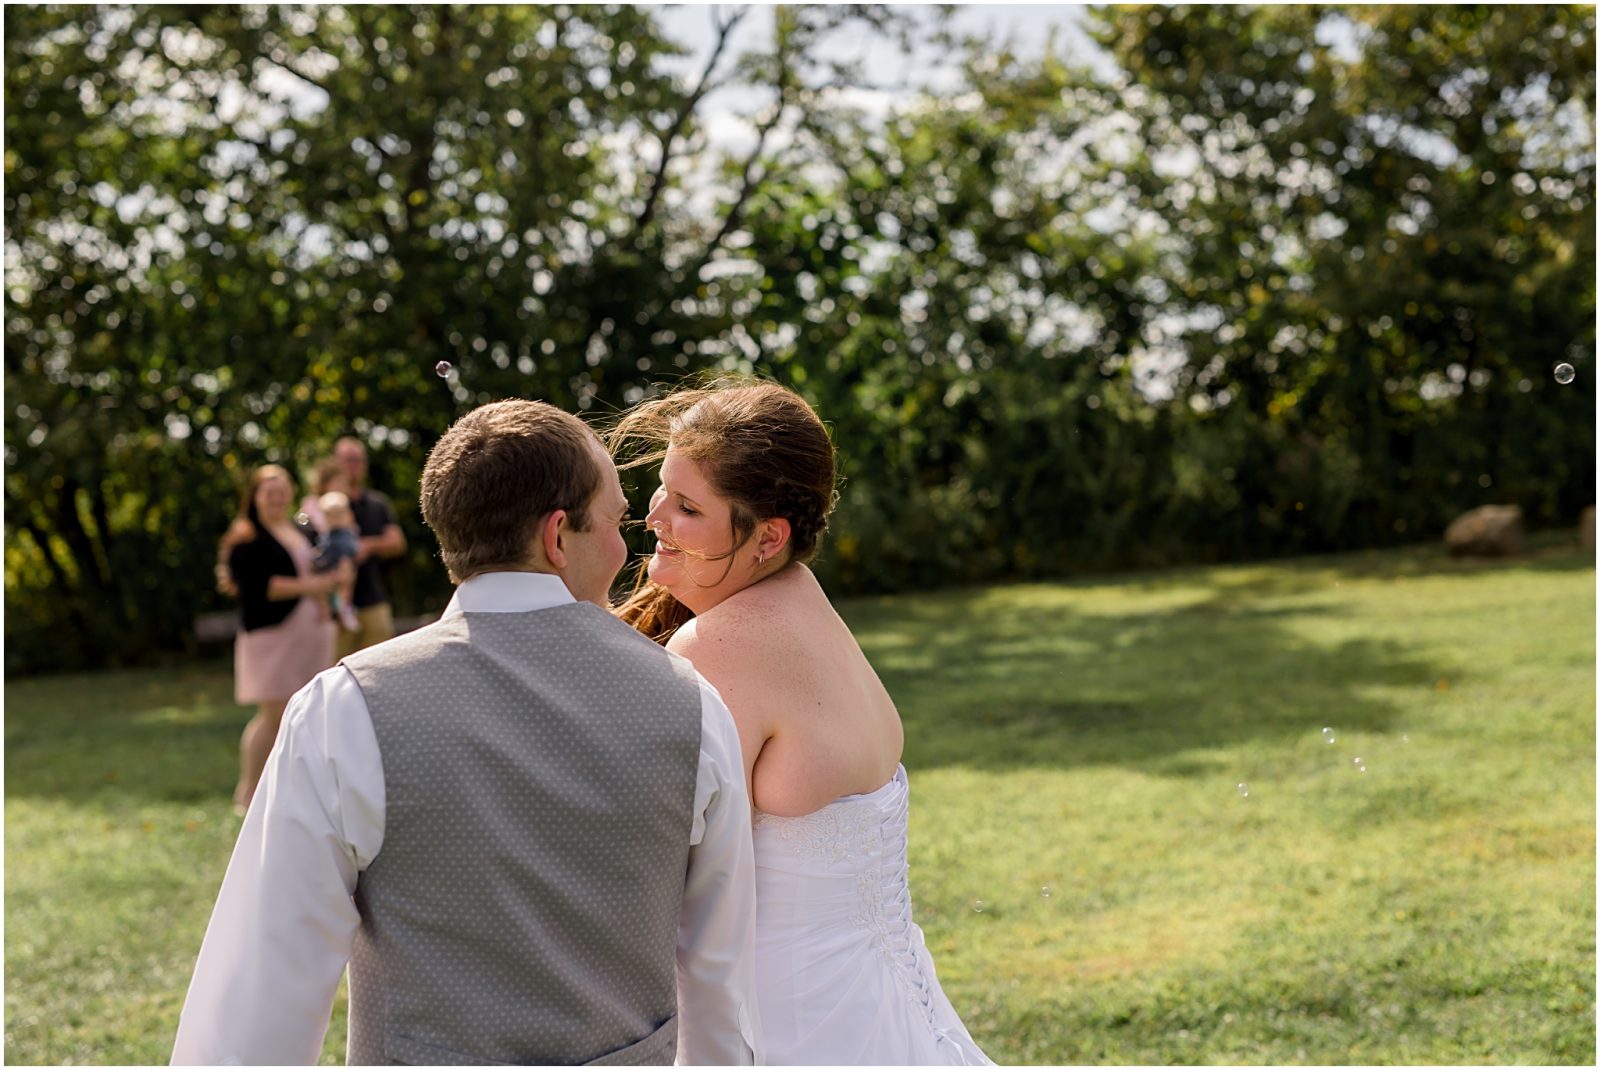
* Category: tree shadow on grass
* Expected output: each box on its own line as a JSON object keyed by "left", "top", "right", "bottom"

{"left": 8, "top": 548, "right": 1586, "bottom": 803}
{"left": 1317, "top": 539, "right": 1592, "bottom": 582}
{"left": 845, "top": 575, "right": 1457, "bottom": 777}
{"left": 1088, "top": 539, "right": 1592, "bottom": 599}
{"left": 5, "top": 667, "right": 246, "bottom": 807}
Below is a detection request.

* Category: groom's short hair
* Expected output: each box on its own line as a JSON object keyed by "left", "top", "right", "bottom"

{"left": 422, "top": 399, "right": 605, "bottom": 583}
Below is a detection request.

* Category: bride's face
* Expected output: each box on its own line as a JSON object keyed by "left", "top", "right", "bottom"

{"left": 644, "top": 447, "right": 752, "bottom": 612}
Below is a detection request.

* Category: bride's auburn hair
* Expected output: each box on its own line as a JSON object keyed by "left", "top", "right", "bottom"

{"left": 608, "top": 376, "right": 839, "bottom": 643}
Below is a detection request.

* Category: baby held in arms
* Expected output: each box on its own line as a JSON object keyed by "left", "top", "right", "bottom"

{"left": 314, "top": 491, "right": 362, "bottom": 633}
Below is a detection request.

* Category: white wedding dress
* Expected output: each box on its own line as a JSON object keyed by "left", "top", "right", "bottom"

{"left": 751, "top": 765, "right": 994, "bottom": 1065}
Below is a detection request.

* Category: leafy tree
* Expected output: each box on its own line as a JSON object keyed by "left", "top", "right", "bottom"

{"left": 5, "top": 4, "right": 1592, "bottom": 673}
{"left": 1094, "top": 3, "right": 1596, "bottom": 545}
{"left": 4, "top": 3, "right": 928, "bottom": 671}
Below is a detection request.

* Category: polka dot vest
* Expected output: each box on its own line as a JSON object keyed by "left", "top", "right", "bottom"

{"left": 342, "top": 602, "right": 701, "bottom": 1065}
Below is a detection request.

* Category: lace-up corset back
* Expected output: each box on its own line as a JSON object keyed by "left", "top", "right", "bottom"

{"left": 753, "top": 767, "right": 916, "bottom": 967}
{"left": 751, "top": 764, "right": 996, "bottom": 1065}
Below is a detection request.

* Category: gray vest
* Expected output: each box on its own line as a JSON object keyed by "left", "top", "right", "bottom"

{"left": 341, "top": 601, "right": 703, "bottom": 1065}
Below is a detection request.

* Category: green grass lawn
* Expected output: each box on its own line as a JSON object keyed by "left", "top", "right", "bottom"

{"left": 5, "top": 540, "right": 1594, "bottom": 1064}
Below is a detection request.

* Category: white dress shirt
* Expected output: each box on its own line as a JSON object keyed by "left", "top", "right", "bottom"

{"left": 172, "top": 571, "right": 762, "bottom": 1066}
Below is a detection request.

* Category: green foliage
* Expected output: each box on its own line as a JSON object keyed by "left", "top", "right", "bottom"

{"left": 5, "top": 5, "right": 1594, "bottom": 671}
{"left": 5, "top": 544, "right": 1593, "bottom": 1062}
{"left": 5, "top": 3, "right": 926, "bottom": 670}
{"left": 1094, "top": 4, "right": 1596, "bottom": 547}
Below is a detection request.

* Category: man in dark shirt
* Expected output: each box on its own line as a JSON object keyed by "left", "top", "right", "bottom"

{"left": 333, "top": 435, "right": 408, "bottom": 657}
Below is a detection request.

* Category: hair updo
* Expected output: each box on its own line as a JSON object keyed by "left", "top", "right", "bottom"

{"left": 609, "top": 376, "right": 839, "bottom": 642}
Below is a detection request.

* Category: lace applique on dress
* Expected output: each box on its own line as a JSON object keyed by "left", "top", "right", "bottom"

{"left": 754, "top": 805, "right": 881, "bottom": 863}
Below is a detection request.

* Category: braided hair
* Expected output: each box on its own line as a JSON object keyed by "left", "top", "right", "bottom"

{"left": 607, "top": 376, "right": 839, "bottom": 643}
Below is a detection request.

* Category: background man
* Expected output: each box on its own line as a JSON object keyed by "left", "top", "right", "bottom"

{"left": 332, "top": 434, "right": 407, "bottom": 655}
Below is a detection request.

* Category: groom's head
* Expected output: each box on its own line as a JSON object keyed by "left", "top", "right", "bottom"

{"left": 421, "top": 399, "right": 629, "bottom": 605}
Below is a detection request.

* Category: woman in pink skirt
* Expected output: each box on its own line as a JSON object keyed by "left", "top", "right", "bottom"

{"left": 221, "top": 464, "right": 349, "bottom": 811}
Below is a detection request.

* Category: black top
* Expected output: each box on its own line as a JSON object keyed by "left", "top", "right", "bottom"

{"left": 349, "top": 489, "right": 399, "bottom": 609}
{"left": 229, "top": 520, "right": 319, "bottom": 632}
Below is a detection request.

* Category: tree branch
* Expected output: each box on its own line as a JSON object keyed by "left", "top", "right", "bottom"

{"left": 11, "top": 512, "right": 73, "bottom": 592}
{"left": 684, "top": 95, "right": 790, "bottom": 283}
{"left": 89, "top": 476, "right": 136, "bottom": 627}
{"left": 259, "top": 36, "right": 332, "bottom": 97}
{"left": 634, "top": 6, "right": 749, "bottom": 236}
{"left": 51, "top": 477, "right": 111, "bottom": 593}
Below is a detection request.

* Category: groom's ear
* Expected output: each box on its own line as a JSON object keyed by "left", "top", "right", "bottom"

{"left": 541, "top": 509, "right": 570, "bottom": 570}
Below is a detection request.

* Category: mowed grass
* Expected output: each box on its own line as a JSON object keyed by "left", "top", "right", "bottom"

{"left": 5, "top": 540, "right": 1594, "bottom": 1064}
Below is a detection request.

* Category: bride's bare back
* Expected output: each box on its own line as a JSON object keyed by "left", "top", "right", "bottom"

{"left": 668, "top": 564, "right": 904, "bottom": 817}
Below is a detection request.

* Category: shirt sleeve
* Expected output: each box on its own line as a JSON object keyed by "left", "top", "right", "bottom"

{"left": 171, "top": 667, "right": 386, "bottom": 1065}
{"left": 674, "top": 676, "right": 764, "bottom": 1066}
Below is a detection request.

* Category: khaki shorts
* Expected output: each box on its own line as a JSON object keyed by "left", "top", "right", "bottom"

{"left": 336, "top": 602, "right": 395, "bottom": 660}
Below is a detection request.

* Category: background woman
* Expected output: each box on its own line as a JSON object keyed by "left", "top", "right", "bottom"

{"left": 612, "top": 379, "right": 992, "bottom": 1065}
{"left": 222, "top": 464, "right": 346, "bottom": 811}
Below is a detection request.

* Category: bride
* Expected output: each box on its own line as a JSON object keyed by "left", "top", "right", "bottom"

{"left": 611, "top": 378, "right": 993, "bottom": 1065}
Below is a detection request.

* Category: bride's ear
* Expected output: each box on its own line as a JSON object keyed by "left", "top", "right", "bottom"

{"left": 756, "top": 517, "right": 791, "bottom": 561}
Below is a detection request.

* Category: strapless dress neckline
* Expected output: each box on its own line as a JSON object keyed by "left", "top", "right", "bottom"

{"left": 754, "top": 763, "right": 906, "bottom": 824}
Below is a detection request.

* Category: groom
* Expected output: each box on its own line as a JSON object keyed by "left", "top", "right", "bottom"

{"left": 172, "top": 400, "right": 762, "bottom": 1065}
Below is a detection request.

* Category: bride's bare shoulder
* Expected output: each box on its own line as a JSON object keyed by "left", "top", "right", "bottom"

{"left": 665, "top": 598, "right": 796, "bottom": 733}
{"left": 673, "top": 571, "right": 815, "bottom": 672}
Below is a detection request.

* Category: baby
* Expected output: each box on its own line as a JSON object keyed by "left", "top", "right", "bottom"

{"left": 313, "top": 491, "right": 362, "bottom": 633}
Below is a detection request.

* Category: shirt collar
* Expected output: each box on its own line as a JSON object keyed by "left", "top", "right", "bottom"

{"left": 442, "top": 571, "right": 578, "bottom": 617}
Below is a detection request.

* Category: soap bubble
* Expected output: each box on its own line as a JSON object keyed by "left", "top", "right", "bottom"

{"left": 1237, "top": 782, "right": 1249, "bottom": 798}
{"left": 972, "top": 899, "right": 984, "bottom": 913}
{"left": 435, "top": 360, "right": 453, "bottom": 378}
{"left": 1323, "top": 727, "right": 1336, "bottom": 744}
{"left": 1554, "top": 362, "right": 1575, "bottom": 385}
{"left": 1040, "top": 886, "right": 1052, "bottom": 899}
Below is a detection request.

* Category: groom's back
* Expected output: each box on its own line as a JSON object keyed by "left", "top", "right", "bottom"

{"left": 341, "top": 601, "right": 702, "bottom": 1065}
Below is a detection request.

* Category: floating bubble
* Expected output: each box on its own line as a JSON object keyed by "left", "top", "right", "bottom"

{"left": 1402, "top": 734, "right": 1410, "bottom": 744}
{"left": 1554, "top": 362, "right": 1576, "bottom": 385}
{"left": 1323, "top": 727, "right": 1336, "bottom": 744}
{"left": 1237, "top": 782, "right": 1250, "bottom": 798}
{"left": 1354, "top": 757, "right": 1367, "bottom": 773}
{"left": 435, "top": 360, "right": 453, "bottom": 378}
{"left": 1040, "top": 886, "right": 1052, "bottom": 899}
{"left": 294, "top": 511, "right": 311, "bottom": 526}
{"left": 972, "top": 899, "right": 985, "bottom": 913}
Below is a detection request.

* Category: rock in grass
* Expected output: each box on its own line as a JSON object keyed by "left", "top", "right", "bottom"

{"left": 1444, "top": 504, "right": 1525, "bottom": 557}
